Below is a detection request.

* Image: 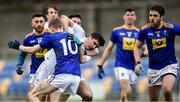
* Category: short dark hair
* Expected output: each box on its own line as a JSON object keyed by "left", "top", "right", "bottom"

{"left": 49, "top": 18, "right": 62, "bottom": 29}
{"left": 150, "top": 4, "right": 165, "bottom": 16}
{"left": 90, "top": 32, "right": 105, "bottom": 47}
{"left": 124, "top": 8, "right": 135, "bottom": 13}
{"left": 32, "top": 13, "right": 45, "bottom": 19}
{"left": 69, "top": 14, "right": 82, "bottom": 20}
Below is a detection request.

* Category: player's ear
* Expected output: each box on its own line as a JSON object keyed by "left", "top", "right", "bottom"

{"left": 160, "top": 16, "right": 164, "bottom": 20}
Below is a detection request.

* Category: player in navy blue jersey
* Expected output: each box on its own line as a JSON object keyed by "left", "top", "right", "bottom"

{"left": 15, "top": 13, "right": 50, "bottom": 96}
{"left": 134, "top": 4, "right": 180, "bottom": 101}
{"left": 97, "top": 8, "right": 148, "bottom": 101}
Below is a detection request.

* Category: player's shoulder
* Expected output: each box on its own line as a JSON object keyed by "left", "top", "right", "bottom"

{"left": 141, "top": 23, "right": 151, "bottom": 30}
{"left": 25, "top": 31, "right": 34, "bottom": 39}
{"left": 113, "top": 25, "right": 124, "bottom": 31}
{"left": 133, "top": 26, "right": 140, "bottom": 32}
{"left": 163, "top": 21, "right": 174, "bottom": 28}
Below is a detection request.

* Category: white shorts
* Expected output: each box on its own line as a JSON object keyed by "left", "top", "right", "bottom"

{"left": 47, "top": 74, "right": 81, "bottom": 95}
{"left": 114, "top": 67, "right": 137, "bottom": 84}
{"left": 32, "top": 49, "right": 56, "bottom": 87}
{"left": 148, "top": 63, "right": 179, "bottom": 86}
{"left": 29, "top": 74, "right": 35, "bottom": 84}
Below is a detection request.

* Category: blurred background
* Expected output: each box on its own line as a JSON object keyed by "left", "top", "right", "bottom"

{"left": 0, "top": 0, "right": 180, "bottom": 101}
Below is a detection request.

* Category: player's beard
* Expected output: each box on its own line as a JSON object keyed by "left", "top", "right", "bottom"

{"left": 150, "top": 19, "right": 161, "bottom": 28}
{"left": 34, "top": 26, "right": 44, "bottom": 33}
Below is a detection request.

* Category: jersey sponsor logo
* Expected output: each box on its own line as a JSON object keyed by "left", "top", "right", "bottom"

{"left": 152, "top": 37, "right": 167, "bottom": 50}
{"left": 35, "top": 49, "right": 48, "bottom": 58}
{"left": 148, "top": 33, "right": 154, "bottom": 36}
{"left": 119, "top": 32, "right": 125, "bottom": 36}
{"left": 29, "top": 40, "right": 36, "bottom": 44}
{"left": 123, "top": 37, "right": 135, "bottom": 50}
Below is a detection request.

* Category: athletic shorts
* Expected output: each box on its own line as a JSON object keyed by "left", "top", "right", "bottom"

{"left": 46, "top": 74, "right": 81, "bottom": 95}
{"left": 114, "top": 67, "right": 137, "bottom": 84}
{"left": 29, "top": 74, "right": 35, "bottom": 84}
{"left": 148, "top": 63, "right": 179, "bottom": 86}
{"left": 32, "top": 49, "right": 56, "bottom": 87}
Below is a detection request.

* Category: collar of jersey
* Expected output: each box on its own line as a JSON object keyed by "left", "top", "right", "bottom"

{"left": 34, "top": 29, "right": 48, "bottom": 36}
{"left": 121, "top": 24, "right": 136, "bottom": 30}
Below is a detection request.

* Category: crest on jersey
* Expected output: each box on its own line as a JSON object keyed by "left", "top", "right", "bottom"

{"left": 127, "top": 32, "right": 132, "bottom": 37}
{"left": 163, "top": 30, "right": 168, "bottom": 36}
{"left": 134, "top": 32, "right": 138, "bottom": 38}
{"left": 37, "top": 38, "right": 43, "bottom": 43}
{"left": 155, "top": 31, "right": 161, "bottom": 37}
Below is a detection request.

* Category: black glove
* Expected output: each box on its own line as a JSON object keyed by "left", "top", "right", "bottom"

{"left": 97, "top": 65, "right": 105, "bottom": 79}
{"left": 8, "top": 40, "right": 21, "bottom": 50}
{"left": 16, "top": 64, "right": 24, "bottom": 75}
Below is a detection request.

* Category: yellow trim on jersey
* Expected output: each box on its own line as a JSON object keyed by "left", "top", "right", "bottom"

{"left": 141, "top": 23, "right": 151, "bottom": 30}
{"left": 163, "top": 22, "right": 174, "bottom": 28}
{"left": 152, "top": 37, "right": 167, "bottom": 50}
{"left": 113, "top": 25, "right": 139, "bottom": 31}
{"left": 34, "top": 29, "right": 48, "bottom": 36}
{"left": 141, "top": 21, "right": 174, "bottom": 30}
{"left": 25, "top": 32, "right": 34, "bottom": 39}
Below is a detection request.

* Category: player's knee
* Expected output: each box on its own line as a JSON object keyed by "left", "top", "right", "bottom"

{"left": 82, "top": 91, "right": 93, "bottom": 101}
{"left": 28, "top": 92, "right": 34, "bottom": 101}
{"left": 163, "top": 85, "right": 172, "bottom": 93}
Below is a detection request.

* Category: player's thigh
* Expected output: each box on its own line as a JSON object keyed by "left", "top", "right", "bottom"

{"left": 49, "top": 90, "right": 60, "bottom": 101}
{"left": 30, "top": 81, "right": 58, "bottom": 96}
{"left": 119, "top": 79, "right": 131, "bottom": 90}
{"left": 161, "top": 64, "right": 178, "bottom": 91}
{"left": 77, "top": 79, "right": 92, "bottom": 96}
{"left": 162, "top": 74, "right": 176, "bottom": 91}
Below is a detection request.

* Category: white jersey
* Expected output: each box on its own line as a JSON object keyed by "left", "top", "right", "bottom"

{"left": 32, "top": 23, "right": 89, "bottom": 86}
{"left": 44, "top": 22, "right": 49, "bottom": 30}
{"left": 67, "top": 24, "right": 86, "bottom": 42}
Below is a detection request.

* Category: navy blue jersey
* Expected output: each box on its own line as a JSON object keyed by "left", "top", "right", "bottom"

{"left": 138, "top": 21, "right": 180, "bottom": 69}
{"left": 39, "top": 32, "right": 81, "bottom": 76}
{"left": 23, "top": 30, "right": 50, "bottom": 74}
{"left": 111, "top": 25, "right": 139, "bottom": 71}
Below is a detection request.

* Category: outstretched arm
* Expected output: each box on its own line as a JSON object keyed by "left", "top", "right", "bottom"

{"left": 8, "top": 40, "right": 42, "bottom": 54}
{"left": 19, "top": 44, "right": 42, "bottom": 54}
{"left": 134, "top": 40, "right": 143, "bottom": 75}
{"left": 97, "top": 41, "right": 114, "bottom": 67}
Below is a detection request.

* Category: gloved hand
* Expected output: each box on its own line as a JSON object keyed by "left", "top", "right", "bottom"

{"left": 16, "top": 64, "right": 24, "bottom": 75}
{"left": 68, "top": 33, "right": 83, "bottom": 46}
{"left": 97, "top": 65, "right": 105, "bottom": 79}
{"left": 8, "top": 40, "right": 21, "bottom": 50}
{"left": 134, "top": 62, "right": 143, "bottom": 76}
